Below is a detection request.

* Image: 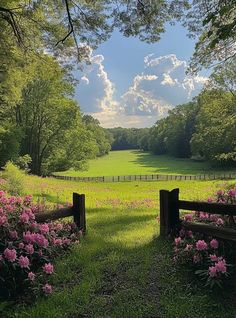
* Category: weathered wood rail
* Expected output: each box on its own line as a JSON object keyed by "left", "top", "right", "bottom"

{"left": 53, "top": 172, "right": 236, "bottom": 183}
{"left": 35, "top": 193, "right": 86, "bottom": 233}
{"left": 160, "top": 188, "right": 236, "bottom": 241}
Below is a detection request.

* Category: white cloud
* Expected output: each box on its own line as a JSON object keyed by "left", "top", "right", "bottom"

{"left": 76, "top": 52, "right": 208, "bottom": 128}
{"left": 120, "top": 53, "right": 208, "bottom": 117}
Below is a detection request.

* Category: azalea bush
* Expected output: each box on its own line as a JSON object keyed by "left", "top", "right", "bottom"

{"left": 0, "top": 189, "right": 81, "bottom": 300}
{"left": 173, "top": 187, "right": 236, "bottom": 288}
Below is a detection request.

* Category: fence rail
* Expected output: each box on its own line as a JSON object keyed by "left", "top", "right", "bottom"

{"left": 159, "top": 188, "right": 236, "bottom": 241}
{"left": 52, "top": 172, "right": 236, "bottom": 183}
{"left": 35, "top": 192, "right": 86, "bottom": 233}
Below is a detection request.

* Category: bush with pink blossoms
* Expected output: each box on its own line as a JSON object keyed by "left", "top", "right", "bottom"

{"left": 173, "top": 188, "right": 236, "bottom": 288}
{"left": 0, "top": 190, "right": 81, "bottom": 300}
{"left": 173, "top": 229, "right": 231, "bottom": 288}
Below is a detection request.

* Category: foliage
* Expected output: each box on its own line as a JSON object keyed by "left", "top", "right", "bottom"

{"left": 184, "top": 0, "right": 236, "bottom": 71}
{"left": 174, "top": 187, "right": 236, "bottom": 288}
{"left": 148, "top": 102, "right": 199, "bottom": 158}
{"left": 108, "top": 127, "right": 149, "bottom": 151}
{"left": 191, "top": 90, "right": 236, "bottom": 165}
{"left": 0, "top": 189, "right": 81, "bottom": 300}
{"left": 3, "top": 162, "right": 26, "bottom": 196}
{"left": 14, "top": 155, "right": 32, "bottom": 172}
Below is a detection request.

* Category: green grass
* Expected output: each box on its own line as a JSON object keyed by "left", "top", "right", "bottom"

{"left": 2, "top": 175, "right": 236, "bottom": 318}
{"left": 55, "top": 150, "right": 236, "bottom": 177}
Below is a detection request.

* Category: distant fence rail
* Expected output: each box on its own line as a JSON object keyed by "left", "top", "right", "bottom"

{"left": 52, "top": 173, "right": 236, "bottom": 182}
{"left": 159, "top": 188, "right": 236, "bottom": 241}
{"left": 35, "top": 192, "right": 86, "bottom": 233}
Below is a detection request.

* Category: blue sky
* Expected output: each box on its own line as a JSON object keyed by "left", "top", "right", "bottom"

{"left": 75, "top": 22, "right": 208, "bottom": 128}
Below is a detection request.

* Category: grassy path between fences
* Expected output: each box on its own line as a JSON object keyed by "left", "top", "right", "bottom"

{"left": 2, "top": 176, "right": 236, "bottom": 317}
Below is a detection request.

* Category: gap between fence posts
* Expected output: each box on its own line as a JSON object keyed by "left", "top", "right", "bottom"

{"left": 159, "top": 188, "right": 180, "bottom": 237}
{"left": 73, "top": 193, "right": 86, "bottom": 233}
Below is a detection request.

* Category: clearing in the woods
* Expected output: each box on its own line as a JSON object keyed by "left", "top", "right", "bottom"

{"left": 55, "top": 150, "right": 236, "bottom": 177}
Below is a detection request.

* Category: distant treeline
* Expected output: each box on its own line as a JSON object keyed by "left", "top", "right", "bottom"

{"left": 107, "top": 128, "right": 149, "bottom": 151}
{"left": 108, "top": 58, "right": 236, "bottom": 166}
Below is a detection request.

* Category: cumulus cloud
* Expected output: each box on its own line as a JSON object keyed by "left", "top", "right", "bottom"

{"left": 76, "top": 51, "right": 208, "bottom": 128}
{"left": 121, "top": 54, "right": 208, "bottom": 117}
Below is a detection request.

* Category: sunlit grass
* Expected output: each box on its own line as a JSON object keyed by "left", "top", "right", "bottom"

{"left": 3, "top": 175, "right": 236, "bottom": 317}
{"left": 54, "top": 150, "right": 236, "bottom": 177}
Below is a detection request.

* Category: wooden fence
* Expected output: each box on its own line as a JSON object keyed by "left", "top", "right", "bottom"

{"left": 52, "top": 172, "right": 236, "bottom": 183}
{"left": 159, "top": 188, "right": 236, "bottom": 241}
{"left": 35, "top": 192, "right": 86, "bottom": 233}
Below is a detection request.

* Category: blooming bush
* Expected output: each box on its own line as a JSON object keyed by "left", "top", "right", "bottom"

{"left": 0, "top": 190, "right": 81, "bottom": 300}
{"left": 173, "top": 188, "right": 236, "bottom": 288}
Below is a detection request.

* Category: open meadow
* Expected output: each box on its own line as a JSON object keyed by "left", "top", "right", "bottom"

{"left": 55, "top": 150, "right": 236, "bottom": 177}
{"left": 2, "top": 174, "right": 236, "bottom": 318}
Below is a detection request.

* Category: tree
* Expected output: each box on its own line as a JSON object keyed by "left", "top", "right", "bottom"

{"left": 184, "top": 0, "right": 236, "bottom": 72}
{"left": 190, "top": 90, "right": 236, "bottom": 165}
{"left": 0, "top": 1, "right": 188, "bottom": 60}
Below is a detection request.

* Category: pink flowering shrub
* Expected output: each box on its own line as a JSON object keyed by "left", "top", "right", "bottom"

{"left": 173, "top": 188, "right": 236, "bottom": 288}
{"left": 0, "top": 190, "right": 81, "bottom": 300}
{"left": 173, "top": 230, "right": 230, "bottom": 288}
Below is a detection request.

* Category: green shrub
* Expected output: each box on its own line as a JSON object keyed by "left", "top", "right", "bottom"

{"left": 3, "top": 162, "right": 26, "bottom": 195}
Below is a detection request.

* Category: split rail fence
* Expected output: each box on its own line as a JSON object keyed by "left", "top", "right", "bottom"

{"left": 160, "top": 188, "right": 236, "bottom": 241}
{"left": 35, "top": 192, "right": 86, "bottom": 233}
{"left": 53, "top": 173, "right": 236, "bottom": 183}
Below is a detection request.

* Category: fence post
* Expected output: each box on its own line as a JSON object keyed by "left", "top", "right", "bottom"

{"left": 160, "top": 188, "right": 180, "bottom": 237}
{"left": 73, "top": 193, "right": 86, "bottom": 233}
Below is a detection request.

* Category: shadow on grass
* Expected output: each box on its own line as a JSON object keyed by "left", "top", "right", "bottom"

{"left": 4, "top": 206, "right": 236, "bottom": 318}
{"left": 130, "top": 151, "right": 235, "bottom": 175}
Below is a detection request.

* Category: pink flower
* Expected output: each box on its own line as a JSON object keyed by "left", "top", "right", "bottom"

{"left": 209, "top": 266, "right": 218, "bottom": 277}
{"left": 228, "top": 189, "right": 236, "bottom": 197}
{"left": 38, "top": 249, "right": 43, "bottom": 257}
{"left": 23, "top": 231, "right": 34, "bottom": 243}
{"left": 209, "top": 254, "right": 218, "bottom": 262}
{"left": 18, "top": 255, "right": 30, "bottom": 268}
{"left": 174, "top": 237, "right": 182, "bottom": 246}
{"left": 217, "top": 190, "right": 224, "bottom": 196}
{"left": 20, "top": 212, "right": 29, "bottom": 224}
{"left": 9, "top": 230, "right": 18, "bottom": 239}
{"left": 0, "top": 215, "right": 7, "bottom": 226}
{"left": 43, "top": 263, "right": 54, "bottom": 274}
{"left": 215, "top": 260, "right": 227, "bottom": 273}
{"left": 193, "top": 254, "right": 201, "bottom": 263}
{"left": 5, "top": 205, "right": 14, "bottom": 213}
{"left": 207, "top": 198, "right": 213, "bottom": 203}
{"left": 216, "top": 218, "right": 224, "bottom": 226}
{"left": 210, "top": 239, "right": 219, "bottom": 249}
{"left": 184, "top": 244, "right": 193, "bottom": 251}
{"left": 199, "top": 212, "right": 209, "bottom": 220}
{"left": 19, "top": 242, "right": 25, "bottom": 249}
{"left": 56, "top": 223, "right": 63, "bottom": 231}
{"left": 39, "top": 223, "right": 50, "bottom": 234}
{"left": 28, "top": 272, "right": 35, "bottom": 281}
{"left": 25, "top": 244, "right": 34, "bottom": 255}
{"left": 186, "top": 230, "right": 193, "bottom": 238}
{"left": 196, "top": 240, "right": 208, "bottom": 251}
{"left": 184, "top": 214, "right": 193, "bottom": 221}
{"left": 53, "top": 238, "right": 63, "bottom": 245}
{"left": 42, "top": 283, "right": 53, "bottom": 295}
{"left": 4, "top": 248, "right": 17, "bottom": 262}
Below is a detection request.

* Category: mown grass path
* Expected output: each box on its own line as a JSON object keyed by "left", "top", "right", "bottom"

{"left": 4, "top": 177, "right": 236, "bottom": 318}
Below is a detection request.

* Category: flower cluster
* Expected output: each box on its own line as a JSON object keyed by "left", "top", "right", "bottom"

{"left": 173, "top": 230, "right": 229, "bottom": 288}
{"left": 173, "top": 188, "right": 236, "bottom": 288}
{"left": 0, "top": 190, "right": 81, "bottom": 299}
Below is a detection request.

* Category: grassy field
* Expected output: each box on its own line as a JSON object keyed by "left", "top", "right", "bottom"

{"left": 55, "top": 150, "right": 236, "bottom": 177}
{"left": 2, "top": 175, "right": 236, "bottom": 318}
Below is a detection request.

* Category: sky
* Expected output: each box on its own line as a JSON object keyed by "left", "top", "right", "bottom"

{"left": 75, "top": 22, "right": 208, "bottom": 128}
